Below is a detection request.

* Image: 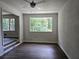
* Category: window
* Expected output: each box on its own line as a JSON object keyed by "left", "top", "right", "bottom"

{"left": 3, "top": 18, "right": 15, "bottom": 31}
{"left": 30, "top": 17, "right": 52, "bottom": 32}
{"left": 10, "top": 18, "right": 15, "bottom": 31}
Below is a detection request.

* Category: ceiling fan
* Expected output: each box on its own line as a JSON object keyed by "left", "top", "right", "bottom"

{"left": 24, "top": 0, "right": 45, "bottom": 8}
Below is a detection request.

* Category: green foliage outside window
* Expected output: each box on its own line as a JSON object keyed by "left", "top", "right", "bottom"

{"left": 30, "top": 17, "right": 52, "bottom": 32}
{"left": 3, "top": 18, "right": 9, "bottom": 31}
{"left": 3, "top": 18, "right": 15, "bottom": 31}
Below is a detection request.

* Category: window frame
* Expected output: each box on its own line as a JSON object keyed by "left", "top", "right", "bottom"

{"left": 2, "top": 17, "right": 16, "bottom": 32}
{"left": 29, "top": 17, "right": 53, "bottom": 32}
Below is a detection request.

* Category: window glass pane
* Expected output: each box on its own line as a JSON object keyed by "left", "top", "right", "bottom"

{"left": 30, "top": 17, "right": 52, "bottom": 32}
{"left": 10, "top": 18, "right": 15, "bottom": 31}
{"left": 3, "top": 18, "right": 9, "bottom": 31}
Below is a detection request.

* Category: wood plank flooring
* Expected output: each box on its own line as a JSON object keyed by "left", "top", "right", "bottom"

{"left": 0, "top": 43, "right": 68, "bottom": 59}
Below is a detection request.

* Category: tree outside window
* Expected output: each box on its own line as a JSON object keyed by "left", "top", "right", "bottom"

{"left": 3, "top": 18, "right": 15, "bottom": 31}
{"left": 30, "top": 17, "right": 52, "bottom": 32}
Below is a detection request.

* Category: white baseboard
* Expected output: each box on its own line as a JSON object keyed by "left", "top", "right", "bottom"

{"left": 23, "top": 40, "right": 58, "bottom": 43}
{"left": 58, "top": 44, "right": 71, "bottom": 59}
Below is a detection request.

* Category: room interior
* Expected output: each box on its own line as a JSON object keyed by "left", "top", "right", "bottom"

{"left": 2, "top": 10, "right": 19, "bottom": 51}
{"left": 0, "top": 0, "right": 79, "bottom": 59}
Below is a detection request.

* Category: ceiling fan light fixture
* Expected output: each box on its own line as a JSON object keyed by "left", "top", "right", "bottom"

{"left": 30, "top": 1, "right": 36, "bottom": 8}
{"left": 24, "top": 0, "right": 45, "bottom": 8}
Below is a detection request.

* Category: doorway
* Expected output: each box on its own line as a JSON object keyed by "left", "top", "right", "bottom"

{"left": 2, "top": 9, "right": 20, "bottom": 51}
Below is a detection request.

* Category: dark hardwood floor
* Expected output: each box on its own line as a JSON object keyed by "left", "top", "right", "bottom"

{"left": 1, "top": 43, "right": 68, "bottom": 59}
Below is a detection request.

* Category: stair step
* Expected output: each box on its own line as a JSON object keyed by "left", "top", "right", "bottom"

{"left": 4, "top": 40, "right": 19, "bottom": 51}
{"left": 3, "top": 40, "right": 17, "bottom": 46}
{"left": 3, "top": 38, "right": 18, "bottom": 46}
{"left": 3, "top": 43, "right": 21, "bottom": 56}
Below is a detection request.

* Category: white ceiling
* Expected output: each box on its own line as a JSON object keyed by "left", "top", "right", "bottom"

{"left": 0, "top": 0, "right": 68, "bottom": 14}
{"left": 2, "top": 10, "right": 11, "bottom": 15}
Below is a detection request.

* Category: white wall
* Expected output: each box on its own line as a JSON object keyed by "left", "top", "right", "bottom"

{"left": 23, "top": 13, "right": 58, "bottom": 43}
{"left": 19, "top": 14, "right": 23, "bottom": 43}
{"left": 58, "top": 0, "right": 79, "bottom": 59}
{"left": 0, "top": 8, "right": 4, "bottom": 56}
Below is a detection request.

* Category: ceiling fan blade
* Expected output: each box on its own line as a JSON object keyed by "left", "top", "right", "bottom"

{"left": 36, "top": 0, "right": 46, "bottom": 4}
{"left": 24, "top": 0, "right": 30, "bottom": 3}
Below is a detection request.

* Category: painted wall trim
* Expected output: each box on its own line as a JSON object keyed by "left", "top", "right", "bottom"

{"left": 58, "top": 43, "right": 71, "bottom": 59}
